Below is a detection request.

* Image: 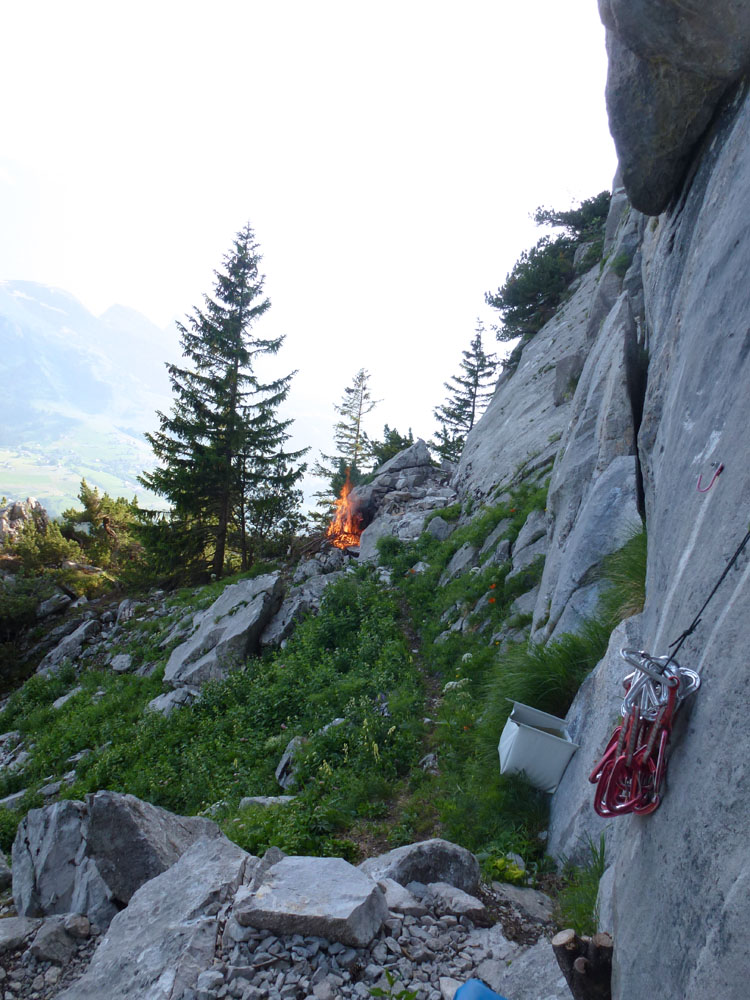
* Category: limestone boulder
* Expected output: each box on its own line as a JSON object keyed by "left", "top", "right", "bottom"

{"left": 37, "top": 591, "right": 72, "bottom": 619}
{"left": 145, "top": 686, "right": 198, "bottom": 717}
{"left": 12, "top": 791, "right": 222, "bottom": 929}
{"left": 83, "top": 790, "right": 222, "bottom": 907}
{"left": 358, "top": 515, "right": 399, "bottom": 564}
{"left": 164, "top": 573, "right": 283, "bottom": 688}
{"left": 260, "top": 572, "right": 342, "bottom": 649}
{"left": 30, "top": 917, "right": 78, "bottom": 965}
{"left": 426, "top": 515, "right": 454, "bottom": 541}
{"left": 358, "top": 839, "right": 480, "bottom": 895}
{"left": 12, "top": 799, "right": 88, "bottom": 918}
{"left": 475, "top": 936, "right": 569, "bottom": 1000}
{"left": 425, "top": 882, "right": 488, "bottom": 922}
{"left": 233, "top": 855, "right": 387, "bottom": 947}
{"left": 55, "top": 837, "right": 250, "bottom": 1000}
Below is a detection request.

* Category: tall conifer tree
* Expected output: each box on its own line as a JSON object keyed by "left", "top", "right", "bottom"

{"left": 140, "top": 224, "right": 306, "bottom": 577}
{"left": 432, "top": 321, "right": 498, "bottom": 463}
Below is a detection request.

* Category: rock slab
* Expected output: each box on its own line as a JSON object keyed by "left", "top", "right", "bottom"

{"left": 234, "top": 855, "right": 388, "bottom": 947}
{"left": 55, "top": 836, "right": 249, "bottom": 1000}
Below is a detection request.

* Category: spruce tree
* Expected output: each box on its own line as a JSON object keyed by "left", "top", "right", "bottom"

{"left": 140, "top": 224, "right": 306, "bottom": 578}
{"left": 432, "top": 321, "right": 498, "bottom": 463}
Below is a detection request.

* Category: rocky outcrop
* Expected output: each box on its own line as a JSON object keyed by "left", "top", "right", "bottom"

{"left": 355, "top": 439, "right": 457, "bottom": 563}
{"left": 260, "top": 571, "right": 343, "bottom": 649}
{"left": 600, "top": 0, "right": 750, "bottom": 214}
{"left": 163, "top": 573, "right": 283, "bottom": 688}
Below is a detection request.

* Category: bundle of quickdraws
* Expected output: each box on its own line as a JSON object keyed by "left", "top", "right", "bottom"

{"left": 589, "top": 648, "right": 700, "bottom": 817}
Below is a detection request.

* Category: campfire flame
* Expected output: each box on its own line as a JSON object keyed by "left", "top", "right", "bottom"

{"left": 326, "top": 470, "right": 363, "bottom": 549}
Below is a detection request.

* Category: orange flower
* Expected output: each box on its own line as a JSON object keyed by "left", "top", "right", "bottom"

{"left": 488, "top": 597, "right": 496, "bottom": 604}
{"left": 489, "top": 583, "right": 497, "bottom": 590}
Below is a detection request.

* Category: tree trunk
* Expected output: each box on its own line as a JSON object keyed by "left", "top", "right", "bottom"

{"left": 552, "top": 929, "right": 613, "bottom": 1000}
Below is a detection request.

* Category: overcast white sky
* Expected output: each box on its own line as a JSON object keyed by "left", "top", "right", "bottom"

{"left": 0, "top": 1, "right": 616, "bottom": 502}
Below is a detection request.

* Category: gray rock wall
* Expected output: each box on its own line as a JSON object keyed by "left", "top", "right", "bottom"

{"left": 542, "top": 27, "right": 750, "bottom": 1000}
{"left": 602, "top": 76, "right": 750, "bottom": 1000}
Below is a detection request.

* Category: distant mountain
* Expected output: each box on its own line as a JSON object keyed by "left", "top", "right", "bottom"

{"left": 0, "top": 280, "right": 181, "bottom": 516}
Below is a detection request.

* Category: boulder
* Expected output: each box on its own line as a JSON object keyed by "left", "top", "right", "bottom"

{"left": 475, "top": 936, "right": 569, "bottom": 999}
{"left": 164, "top": 573, "right": 283, "bottom": 688}
{"left": 358, "top": 839, "right": 480, "bottom": 895}
{"left": 83, "top": 790, "right": 222, "bottom": 907}
{"left": 37, "top": 591, "right": 72, "bottom": 619}
{"left": 12, "top": 791, "right": 222, "bottom": 929}
{"left": 55, "top": 837, "right": 250, "bottom": 1000}
{"left": 109, "top": 653, "right": 133, "bottom": 673}
{"left": 145, "top": 686, "right": 199, "bottom": 717}
{"left": 358, "top": 515, "right": 399, "bottom": 564}
{"left": 30, "top": 917, "right": 77, "bottom": 964}
{"left": 376, "top": 877, "right": 428, "bottom": 917}
{"left": 275, "top": 735, "right": 306, "bottom": 790}
{"left": 425, "top": 882, "right": 488, "bottom": 922}
{"left": 233, "top": 855, "right": 387, "bottom": 947}
{"left": 491, "top": 883, "right": 554, "bottom": 925}
{"left": 52, "top": 686, "right": 84, "bottom": 710}
{"left": 426, "top": 515, "right": 454, "bottom": 541}
{"left": 238, "top": 795, "right": 295, "bottom": 810}
{"left": 12, "top": 799, "right": 88, "bottom": 917}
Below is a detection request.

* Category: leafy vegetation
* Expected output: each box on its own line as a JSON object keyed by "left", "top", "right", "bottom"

{"left": 0, "top": 574, "right": 422, "bottom": 858}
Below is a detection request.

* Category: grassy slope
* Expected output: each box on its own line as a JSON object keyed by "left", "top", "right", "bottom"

{"left": 0, "top": 485, "right": 646, "bottom": 892}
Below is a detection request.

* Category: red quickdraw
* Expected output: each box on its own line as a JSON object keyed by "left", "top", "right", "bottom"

{"left": 589, "top": 651, "right": 695, "bottom": 817}
{"left": 589, "top": 505, "right": 750, "bottom": 818}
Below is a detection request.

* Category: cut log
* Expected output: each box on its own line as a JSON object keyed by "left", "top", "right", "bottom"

{"left": 552, "top": 928, "right": 613, "bottom": 1000}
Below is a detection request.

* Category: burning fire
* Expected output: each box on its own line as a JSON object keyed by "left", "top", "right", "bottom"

{"left": 327, "top": 470, "right": 363, "bottom": 549}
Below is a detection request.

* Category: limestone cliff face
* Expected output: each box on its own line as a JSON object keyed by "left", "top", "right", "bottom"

{"left": 455, "top": 10, "right": 750, "bottom": 998}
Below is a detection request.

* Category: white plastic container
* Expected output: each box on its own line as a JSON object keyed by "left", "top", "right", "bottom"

{"left": 498, "top": 701, "right": 579, "bottom": 793}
